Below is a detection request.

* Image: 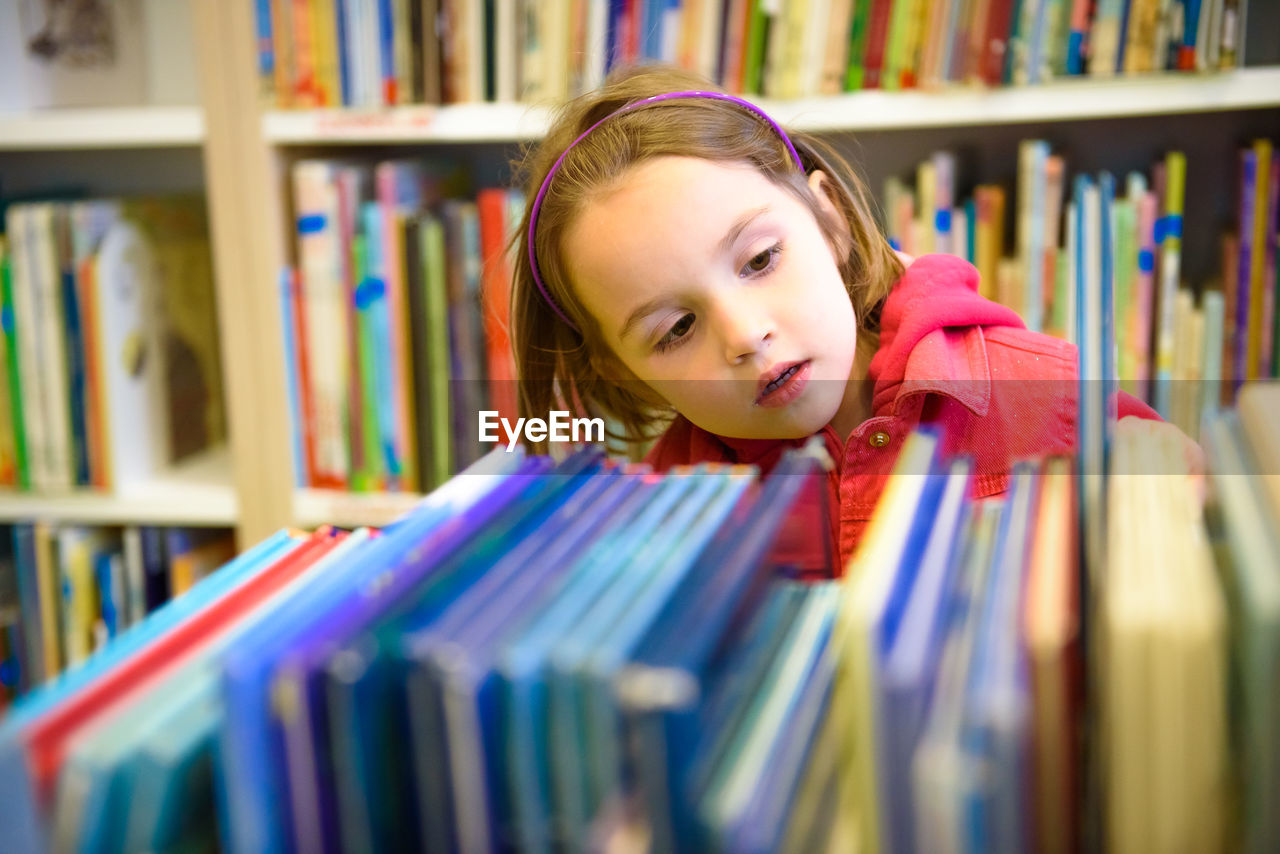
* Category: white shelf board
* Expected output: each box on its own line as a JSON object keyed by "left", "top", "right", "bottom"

{"left": 0, "top": 447, "right": 237, "bottom": 525}
{"left": 261, "top": 68, "right": 1280, "bottom": 144}
{"left": 0, "top": 105, "right": 205, "bottom": 150}
{"left": 293, "top": 488, "right": 425, "bottom": 530}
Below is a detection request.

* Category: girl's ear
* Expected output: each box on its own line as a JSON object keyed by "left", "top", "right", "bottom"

{"left": 807, "top": 169, "right": 854, "bottom": 255}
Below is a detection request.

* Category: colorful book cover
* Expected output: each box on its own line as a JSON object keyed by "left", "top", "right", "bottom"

{"left": 0, "top": 240, "right": 16, "bottom": 488}
{"left": 293, "top": 161, "right": 351, "bottom": 489}
{"left": 352, "top": 230, "right": 385, "bottom": 492}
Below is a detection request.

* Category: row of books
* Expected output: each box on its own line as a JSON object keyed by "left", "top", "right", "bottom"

{"left": 286, "top": 159, "right": 519, "bottom": 493}
{"left": 885, "top": 138, "right": 1280, "bottom": 432}
{"left": 255, "top": 0, "right": 1249, "bottom": 110}
{"left": 0, "top": 523, "right": 238, "bottom": 709}
{"left": 0, "top": 378, "right": 1275, "bottom": 853}
{"left": 0, "top": 198, "right": 226, "bottom": 494}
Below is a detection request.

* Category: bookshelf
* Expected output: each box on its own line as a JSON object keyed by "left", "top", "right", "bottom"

{"left": 260, "top": 66, "right": 1280, "bottom": 144}
{"left": 0, "top": 106, "right": 205, "bottom": 151}
{"left": 0, "top": 0, "right": 247, "bottom": 540}
{"left": 0, "top": 447, "right": 237, "bottom": 526}
{"left": 187, "top": 2, "right": 1280, "bottom": 545}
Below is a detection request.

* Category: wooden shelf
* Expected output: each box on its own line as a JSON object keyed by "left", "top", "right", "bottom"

{"left": 293, "top": 488, "right": 425, "bottom": 530}
{"left": 260, "top": 67, "right": 1280, "bottom": 144}
{"left": 0, "top": 447, "right": 237, "bottom": 526}
{"left": 0, "top": 105, "right": 205, "bottom": 150}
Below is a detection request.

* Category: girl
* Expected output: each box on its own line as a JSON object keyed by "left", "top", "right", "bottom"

{"left": 509, "top": 65, "right": 1190, "bottom": 572}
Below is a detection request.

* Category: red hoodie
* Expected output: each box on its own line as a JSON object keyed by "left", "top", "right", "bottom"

{"left": 645, "top": 253, "right": 1159, "bottom": 576}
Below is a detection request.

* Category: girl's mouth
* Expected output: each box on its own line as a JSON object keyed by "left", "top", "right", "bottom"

{"left": 755, "top": 360, "right": 811, "bottom": 407}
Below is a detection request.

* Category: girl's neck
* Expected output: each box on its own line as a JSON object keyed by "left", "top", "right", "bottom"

{"left": 829, "top": 330, "right": 878, "bottom": 441}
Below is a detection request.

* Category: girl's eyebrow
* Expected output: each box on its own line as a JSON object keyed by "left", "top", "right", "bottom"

{"left": 619, "top": 205, "right": 772, "bottom": 343}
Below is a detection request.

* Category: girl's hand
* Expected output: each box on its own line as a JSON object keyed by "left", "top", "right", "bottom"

{"left": 1114, "top": 415, "right": 1207, "bottom": 505}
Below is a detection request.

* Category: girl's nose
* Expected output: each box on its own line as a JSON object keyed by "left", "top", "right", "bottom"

{"left": 716, "top": 301, "right": 774, "bottom": 365}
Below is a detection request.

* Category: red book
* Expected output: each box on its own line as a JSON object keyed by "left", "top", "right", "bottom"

{"left": 23, "top": 530, "right": 345, "bottom": 806}
{"left": 980, "top": 0, "right": 1017, "bottom": 85}
{"left": 290, "top": 267, "right": 322, "bottom": 488}
{"left": 863, "top": 0, "right": 895, "bottom": 90}
{"left": 77, "top": 257, "right": 107, "bottom": 490}
{"left": 476, "top": 189, "right": 519, "bottom": 436}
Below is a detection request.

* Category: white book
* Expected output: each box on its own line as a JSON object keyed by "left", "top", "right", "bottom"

{"left": 495, "top": 0, "right": 519, "bottom": 101}
{"left": 583, "top": 0, "right": 608, "bottom": 92}
{"left": 92, "top": 207, "right": 172, "bottom": 490}
{"left": 30, "top": 203, "right": 74, "bottom": 490}
{"left": 122, "top": 526, "right": 146, "bottom": 628}
{"left": 292, "top": 161, "right": 352, "bottom": 488}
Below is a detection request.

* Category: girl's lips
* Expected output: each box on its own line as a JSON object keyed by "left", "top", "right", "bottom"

{"left": 755, "top": 360, "right": 811, "bottom": 407}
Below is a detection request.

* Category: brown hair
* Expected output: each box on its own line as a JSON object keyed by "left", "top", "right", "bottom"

{"left": 507, "top": 64, "right": 903, "bottom": 453}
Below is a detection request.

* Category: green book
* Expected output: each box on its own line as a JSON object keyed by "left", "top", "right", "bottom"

{"left": 882, "top": 0, "right": 915, "bottom": 91}
{"left": 420, "top": 217, "right": 453, "bottom": 488}
{"left": 0, "top": 249, "right": 28, "bottom": 489}
{"left": 846, "top": 0, "right": 874, "bottom": 90}
{"left": 1112, "top": 199, "right": 1137, "bottom": 392}
{"left": 352, "top": 233, "right": 382, "bottom": 493}
{"left": 743, "top": 1, "right": 771, "bottom": 95}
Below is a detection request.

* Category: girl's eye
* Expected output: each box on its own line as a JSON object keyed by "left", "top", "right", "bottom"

{"left": 741, "top": 244, "right": 782, "bottom": 277}
{"left": 654, "top": 313, "right": 695, "bottom": 353}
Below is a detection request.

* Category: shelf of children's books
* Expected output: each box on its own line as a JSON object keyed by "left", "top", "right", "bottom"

{"left": 259, "top": 67, "right": 1280, "bottom": 145}
{"left": 0, "top": 105, "right": 206, "bottom": 151}
{"left": 293, "top": 488, "right": 426, "bottom": 530}
{"left": 0, "top": 446, "right": 237, "bottom": 525}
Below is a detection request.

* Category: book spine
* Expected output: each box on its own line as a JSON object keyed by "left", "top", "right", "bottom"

{"left": 12, "top": 524, "right": 43, "bottom": 687}
{"left": 420, "top": 218, "right": 454, "bottom": 486}
{"left": 33, "top": 205, "right": 74, "bottom": 490}
{"left": 1065, "top": 0, "right": 1090, "bottom": 73}
{"left": 1247, "top": 140, "right": 1272, "bottom": 380}
{"left": 281, "top": 268, "right": 308, "bottom": 488}
{"left": 0, "top": 244, "right": 24, "bottom": 489}
{"left": 1261, "top": 150, "right": 1279, "bottom": 377}
{"left": 271, "top": 0, "right": 296, "bottom": 107}
{"left": 255, "top": 0, "right": 277, "bottom": 103}
{"left": 819, "top": 0, "right": 854, "bottom": 93}
{"left": 334, "top": 169, "right": 363, "bottom": 489}
{"left": 57, "top": 212, "right": 90, "bottom": 488}
{"left": 353, "top": 226, "right": 383, "bottom": 491}
{"left": 310, "top": 0, "right": 341, "bottom": 105}
{"left": 476, "top": 190, "right": 518, "bottom": 430}
{"left": 292, "top": 0, "right": 318, "bottom": 105}
{"left": 845, "top": 0, "right": 874, "bottom": 89}
{"left": 1154, "top": 152, "right": 1186, "bottom": 418}
{"left": 293, "top": 162, "right": 351, "bottom": 489}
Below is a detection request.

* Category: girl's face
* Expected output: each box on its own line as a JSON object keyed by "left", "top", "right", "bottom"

{"left": 563, "top": 156, "right": 859, "bottom": 440}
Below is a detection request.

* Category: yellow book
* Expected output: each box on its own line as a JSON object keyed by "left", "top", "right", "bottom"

{"left": 34, "top": 522, "right": 63, "bottom": 679}
{"left": 310, "top": 0, "right": 341, "bottom": 106}
{"left": 833, "top": 430, "right": 940, "bottom": 854}
{"left": 916, "top": 160, "right": 936, "bottom": 255}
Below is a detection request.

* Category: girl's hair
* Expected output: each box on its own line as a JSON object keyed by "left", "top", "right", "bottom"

{"left": 508, "top": 64, "right": 903, "bottom": 453}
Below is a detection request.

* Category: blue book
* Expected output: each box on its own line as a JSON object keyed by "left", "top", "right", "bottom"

{"left": 274, "top": 454, "right": 551, "bottom": 854}
{"left": 960, "top": 463, "right": 1038, "bottom": 854}
{"left": 878, "top": 459, "right": 973, "bottom": 854}
{"left": 406, "top": 470, "right": 651, "bottom": 854}
{"left": 12, "top": 524, "right": 43, "bottom": 690}
{"left": 498, "top": 473, "right": 701, "bottom": 853}
{"left": 551, "top": 470, "right": 753, "bottom": 848}
{"left": 0, "top": 531, "right": 300, "bottom": 854}
{"left": 320, "top": 448, "right": 607, "bottom": 853}
{"left": 216, "top": 449, "right": 524, "bottom": 854}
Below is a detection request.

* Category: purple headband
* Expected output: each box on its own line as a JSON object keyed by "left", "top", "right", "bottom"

{"left": 526, "top": 90, "right": 806, "bottom": 332}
